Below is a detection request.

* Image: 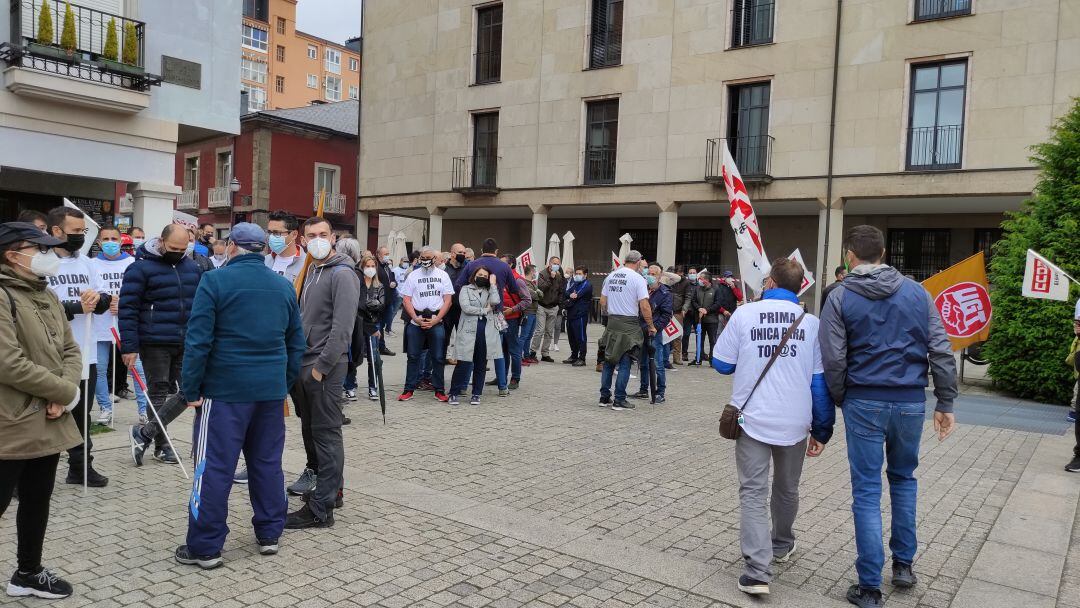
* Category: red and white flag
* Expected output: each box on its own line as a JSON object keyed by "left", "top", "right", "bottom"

{"left": 720, "top": 145, "right": 769, "bottom": 295}
{"left": 661, "top": 317, "right": 683, "bottom": 345}
{"left": 1022, "top": 249, "right": 1073, "bottom": 301}
{"left": 611, "top": 251, "right": 621, "bottom": 271}
{"left": 787, "top": 249, "right": 815, "bottom": 297}
{"left": 516, "top": 248, "right": 534, "bottom": 271}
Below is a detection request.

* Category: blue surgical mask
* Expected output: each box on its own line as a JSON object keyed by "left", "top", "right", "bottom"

{"left": 646, "top": 275, "right": 657, "bottom": 286}
{"left": 101, "top": 241, "right": 121, "bottom": 257}
{"left": 268, "top": 235, "right": 288, "bottom": 254}
{"left": 132, "top": 238, "right": 145, "bottom": 248}
{"left": 382, "top": 256, "right": 392, "bottom": 264}
{"left": 573, "top": 275, "right": 585, "bottom": 283}
{"left": 640, "top": 268, "right": 648, "bottom": 276}
{"left": 550, "top": 264, "right": 560, "bottom": 272}
{"left": 687, "top": 273, "right": 698, "bottom": 281}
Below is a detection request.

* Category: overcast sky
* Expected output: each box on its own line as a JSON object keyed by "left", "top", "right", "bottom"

{"left": 296, "top": 0, "right": 363, "bottom": 45}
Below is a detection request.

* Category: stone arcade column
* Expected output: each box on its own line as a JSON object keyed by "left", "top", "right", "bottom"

{"left": 656, "top": 200, "right": 680, "bottom": 269}
{"left": 427, "top": 206, "right": 445, "bottom": 251}
{"left": 814, "top": 199, "right": 845, "bottom": 311}
{"left": 129, "top": 182, "right": 181, "bottom": 237}
{"left": 529, "top": 204, "right": 549, "bottom": 265}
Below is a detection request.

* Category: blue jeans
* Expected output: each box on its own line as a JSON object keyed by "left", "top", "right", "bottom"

{"left": 94, "top": 341, "right": 148, "bottom": 414}
{"left": 507, "top": 317, "right": 524, "bottom": 381}
{"left": 450, "top": 317, "right": 487, "bottom": 397}
{"left": 639, "top": 334, "right": 668, "bottom": 396}
{"left": 378, "top": 295, "right": 401, "bottom": 349}
{"left": 519, "top": 313, "right": 537, "bottom": 357}
{"left": 843, "top": 398, "right": 925, "bottom": 589}
{"left": 492, "top": 354, "right": 508, "bottom": 390}
{"left": 404, "top": 323, "right": 445, "bottom": 392}
{"left": 599, "top": 353, "right": 633, "bottom": 402}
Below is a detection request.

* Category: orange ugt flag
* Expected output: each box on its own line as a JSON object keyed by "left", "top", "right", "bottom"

{"left": 921, "top": 252, "right": 992, "bottom": 351}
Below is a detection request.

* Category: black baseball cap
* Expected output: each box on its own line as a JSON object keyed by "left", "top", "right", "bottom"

{"left": 0, "top": 222, "right": 64, "bottom": 248}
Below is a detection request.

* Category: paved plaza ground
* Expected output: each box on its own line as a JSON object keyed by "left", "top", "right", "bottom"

{"left": 1, "top": 325, "right": 1077, "bottom": 608}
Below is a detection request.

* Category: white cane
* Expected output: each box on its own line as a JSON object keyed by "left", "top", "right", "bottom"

{"left": 81, "top": 314, "right": 92, "bottom": 496}
{"left": 109, "top": 317, "right": 117, "bottom": 428}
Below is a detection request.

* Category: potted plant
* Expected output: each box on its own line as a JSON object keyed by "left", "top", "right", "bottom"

{"left": 97, "top": 20, "right": 144, "bottom": 75}
{"left": 26, "top": 1, "right": 66, "bottom": 61}
{"left": 58, "top": 2, "right": 80, "bottom": 63}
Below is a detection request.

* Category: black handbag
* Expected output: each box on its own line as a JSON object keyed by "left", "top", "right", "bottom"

{"left": 719, "top": 313, "right": 806, "bottom": 440}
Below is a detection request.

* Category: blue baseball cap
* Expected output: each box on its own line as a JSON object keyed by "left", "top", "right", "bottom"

{"left": 229, "top": 222, "right": 266, "bottom": 252}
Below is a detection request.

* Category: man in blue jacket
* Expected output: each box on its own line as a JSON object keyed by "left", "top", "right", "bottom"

{"left": 819, "top": 225, "right": 957, "bottom": 608}
{"left": 121, "top": 224, "right": 202, "bottom": 466}
{"left": 632, "top": 264, "right": 673, "bottom": 402}
{"left": 173, "top": 223, "right": 305, "bottom": 569}
{"left": 562, "top": 265, "right": 593, "bottom": 366}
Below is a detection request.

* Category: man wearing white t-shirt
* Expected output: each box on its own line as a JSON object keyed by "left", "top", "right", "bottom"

{"left": 397, "top": 246, "right": 455, "bottom": 402}
{"left": 264, "top": 211, "right": 305, "bottom": 284}
{"left": 711, "top": 258, "right": 834, "bottom": 597}
{"left": 597, "top": 251, "right": 654, "bottom": 410}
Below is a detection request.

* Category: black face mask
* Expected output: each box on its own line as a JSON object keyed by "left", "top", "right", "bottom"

{"left": 419, "top": 259, "right": 433, "bottom": 268}
{"left": 455, "top": 253, "right": 466, "bottom": 265}
{"left": 162, "top": 251, "right": 185, "bottom": 265}
{"left": 474, "top": 277, "right": 490, "bottom": 289}
{"left": 63, "top": 233, "right": 85, "bottom": 252}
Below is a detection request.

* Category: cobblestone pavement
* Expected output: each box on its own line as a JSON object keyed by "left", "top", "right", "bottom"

{"left": 1, "top": 325, "right": 1075, "bottom": 607}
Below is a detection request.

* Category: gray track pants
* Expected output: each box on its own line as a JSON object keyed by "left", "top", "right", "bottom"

{"left": 736, "top": 433, "right": 808, "bottom": 582}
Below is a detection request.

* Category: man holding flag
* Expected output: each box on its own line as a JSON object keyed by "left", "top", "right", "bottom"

{"left": 45, "top": 206, "right": 111, "bottom": 488}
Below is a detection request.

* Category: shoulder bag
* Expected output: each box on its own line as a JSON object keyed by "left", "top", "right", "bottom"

{"left": 719, "top": 312, "right": 806, "bottom": 440}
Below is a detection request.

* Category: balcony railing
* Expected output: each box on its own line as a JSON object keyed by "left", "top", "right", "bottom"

{"left": 474, "top": 50, "right": 501, "bottom": 84}
{"left": 207, "top": 186, "right": 231, "bottom": 209}
{"left": 583, "top": 146, "right": 616, "bottom": 185}
{"left": 914, "top": 0, "right": 971, "bottom": 21}
{"left": 314, "top": 192, "right": 347, "bottom": 215}
{"left": 731, "top": 1, "right": 775, "bottom": 48}
{"left": 176, "top": 190, "right": 199, "bottom": 211}
{"left": 452, "top": 155, "right": 500, "bottom": 194}
{"left": 2, "top": 0, "right": 159, "bottom": 91}
{"left": 705, "top": 136, "right": 774, "bottom": 184}
{"left": 907, "top": 125, "right": 963, "bottom": 171}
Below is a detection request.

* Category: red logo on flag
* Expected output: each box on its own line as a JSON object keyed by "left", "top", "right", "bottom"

{"left": 935, "top": 282, "right": 992, "bottom": 338}
{"left": 1030, "top": 258, "right": 1052, "bottom": 294}
{"left": 664, "top": 322, "right": 679, "bottom": 338}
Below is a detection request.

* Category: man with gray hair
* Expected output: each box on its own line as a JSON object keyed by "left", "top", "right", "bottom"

{"left": 173, "top": 223, "right": 305, "bottom": 569}
{"left": 598, "top": 251, "right": 655, "bottom": 410}
{"left": 397, "top": 246, "right": 455, "bottom": 402}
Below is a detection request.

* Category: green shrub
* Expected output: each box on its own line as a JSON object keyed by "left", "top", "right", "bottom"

{"left": 985, "top": 98, "right": 1080, "bottom": 403}
{"left": 37, "top": 1, "right": 53, "bottom": 44}
{"left": 102, "top": 17, "right": 118, "bottom": 61}
{"left": 59, "top": 2, "right": 76, "bottom": 51}
{"left": 122, "top": 21, "right": 138, "bottom": 65}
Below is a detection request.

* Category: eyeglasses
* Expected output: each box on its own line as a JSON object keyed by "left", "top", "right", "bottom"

{"left": 267, "top": 230, "right": 290, "bottom": 237}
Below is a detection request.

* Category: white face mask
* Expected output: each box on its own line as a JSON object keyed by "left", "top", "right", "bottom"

{"left": 15, "top": 249, "right": 61, "bottom": 277}
{"left": 363, "top": 267, "right": 377, "bottom": 278}
{"left": 307, "top": 237, "right": 332, "bottom": 260}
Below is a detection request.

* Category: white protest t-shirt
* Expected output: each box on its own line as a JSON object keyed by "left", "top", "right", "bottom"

{"left": 602, "top": 267, "right": 649, "bottom": 316}
{"left": 712, "top": 298, "right": 823, "bottom": 446}
{"left": 47, "top": 255, "right": 104, "bottom": 366}
{"left": 398, "top": 267, "right": 454, "bottom": 323}
{"left": 90, "top": 255, "right": 135, "bottom": 342}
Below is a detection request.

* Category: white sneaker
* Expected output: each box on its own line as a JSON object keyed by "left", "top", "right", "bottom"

{"left": 552, "top": 344, "right": 560, "bottom": 352}
{"left": 96, "top": 411, "right": 112, "bottom": 425}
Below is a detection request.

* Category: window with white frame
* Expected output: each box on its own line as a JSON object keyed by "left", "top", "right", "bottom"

{"left": 315, "top": 165, "right": 339, "bottom": 194}
{"left": 216, "top": 150, "right": 233, "bottom": 187}
{"left": 325, "top": 75, "right": 342, "bottom": 101}
{"left": 240, "top": 58, "right": 268, "bottom": 84}
{"left": 348, "top": 85, "right": 359, "bottom": 99}
{"left": 307, "top": 44, "right": 317, "bottom": 59}
{"left": 349, "top": 57, "right": 359, "bottom": 71}
{"left": 307, "top": 74, "right": 317, "bottom": 88}
{"left": 183, "top": 156, "right": 199, "bottom": 192}
{"left": 242, "top": 24, "right": 268, "bottom": 51}
{"left": 242, "top": 83, "right": 266, "bottom": 111}
{"left": 325, "top": 48, "right": 342, "bottom": 74}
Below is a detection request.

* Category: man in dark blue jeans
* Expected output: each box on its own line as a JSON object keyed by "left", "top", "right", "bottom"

{"left": 819, "top": 225, "right": 957, "bottom": 608}
{"left": 397, "top": 247, "right": 454, "bottom": 402}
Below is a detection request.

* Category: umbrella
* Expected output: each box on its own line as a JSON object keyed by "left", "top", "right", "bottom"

{"left": 618, "top": 233, "right": 633, "bottom": 262}
{"left": 647, "top": 335, "right": 658, "bottom": 404}
{"left": 562, "top": 232, "right": 575, "bottom": 277}
{"left": 391, "top": 230, "right": 408, "bottom": 264}
{"left": 547, "top": 233, "right": 561, "bottom": 266}
{"left": 371, "top": 335, "right": 386, "bottom": 424}
{"left": 695, "top": 322, "right": 703, "bottom": 364}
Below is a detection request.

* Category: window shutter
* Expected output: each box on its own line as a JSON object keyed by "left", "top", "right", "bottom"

{"left": 590, "top": 0, "right": 608, "bottom": 68}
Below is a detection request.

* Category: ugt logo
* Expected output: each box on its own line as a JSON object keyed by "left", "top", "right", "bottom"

{"left": 935, "top": 282, "right": 992, "bottom": 338}
{"left": 1030, "top": 258, "right": 1052, "bottom": 294}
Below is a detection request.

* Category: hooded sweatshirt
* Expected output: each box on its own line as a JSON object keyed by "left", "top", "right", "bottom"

{"left": 298, "top": 252, "right": 361, "bottom": 373}
{"left": 818, "top": 264, "right": 957, "bottom": 412}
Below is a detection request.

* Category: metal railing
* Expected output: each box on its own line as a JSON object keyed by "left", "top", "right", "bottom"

{"left": 474, "top": 50, "right": 501, "bottom": 84}
{"left": 914, "top": 0, "right": 971, "bottom": 21}
{"left": 207, "top": 186, "right": 231, "bottom": 209}
{"left": 314, "top": 192, "right": 347, "bottom": 214}
{"left": 907, "top": 125, "right": 963, "bottom": 170}
{"left": 4, "top": 0, "right": 157, "bottom": 90}
{"left": 584, "top": 146, "right": 616, "bottom": 185}
{"left": 731, "top": 1, "right": 775, "bottom": 48}
{"left": 452, "top": 155, "right": 500, "bottom": 192}
{"left": 705, "top": 136, "right": 774, "bottom": 182}
{"left": 176, "top": 190, "right": 199, "bottom": 210}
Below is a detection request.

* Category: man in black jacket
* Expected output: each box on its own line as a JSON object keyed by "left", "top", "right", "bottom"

{"left": 375, "top": 245, "right": 397, "bottom": 356}
{"left": 667, "top": 266, "right": 691, "bottom": 365}
{"left": 532, "top": 256, "right": 566, "bottom": 363}
{"left": 687, "top": 271, "right": 737, "bottom": 366}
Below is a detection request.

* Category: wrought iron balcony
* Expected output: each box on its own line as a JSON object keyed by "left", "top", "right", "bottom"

{"left": 705, "top": 136, "right": 774, "bottom": 184}
{"left": 583, "top": 146, "right": 616, "bottom": 185}
{"left": 2, "top": 0, "right": 160, "bottom": 91}
{"left": 314, "top": 191, "right": 347, "bottom": 215}
{"left": 914, "top": 0, "right": 971, "bottom": 21}
{"left": 176, "top": 190, "right": 199, "bottom": 211}
{"left": 207, "top": 186, "right": 231, "bottom": 209}
{"left": 452, "top": 155, "right": 500, "bottom": 195}
{"left": 907, "top": 125, "right": 963, "bottom": 171}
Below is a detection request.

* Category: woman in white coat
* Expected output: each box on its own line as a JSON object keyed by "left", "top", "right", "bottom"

{"left": 448, "top": 267, "right": 503, "bottom": 405}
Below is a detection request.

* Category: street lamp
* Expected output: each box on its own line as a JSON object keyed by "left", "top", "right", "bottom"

{"left": 230, "top": 177, "right": 242, "bottom": 225}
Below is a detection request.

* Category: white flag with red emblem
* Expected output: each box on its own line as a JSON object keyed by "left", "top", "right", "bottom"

{"left": 661, "top": 317, "right": 683, "bottom": 345}
{"left": 611, "top": 251, "right": 621, "bottom": 271}
{"left": 1022, "top": 249, "right": 1073, "bottom": 301}
{"left": 516, "top": 248, "right": 534, "bottom": 271}
{"left": 720, "top": 145, "right": 770, "bottom": 295}
{"left": 786, "top": 249, "right": 815, "bottom": 297}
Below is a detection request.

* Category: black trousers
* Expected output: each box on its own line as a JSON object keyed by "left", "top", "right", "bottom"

{"left": 141, "top": 344, "right": 185, "bottom": 451}
{"left": 0, "top": 453, "right": 60, "bottom": 572}
{"left": 108, "top": 344, "right": 129, "bottom": 393}
{"left": 290, "top": 363, "right": 346, "bottom": 520}
{"left": 67, "top": 366, "right": 96, "bottom": 471}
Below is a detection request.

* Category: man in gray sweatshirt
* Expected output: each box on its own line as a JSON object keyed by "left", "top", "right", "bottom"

{"left": 285, "top": 217, "right": 360, "bottom": 529}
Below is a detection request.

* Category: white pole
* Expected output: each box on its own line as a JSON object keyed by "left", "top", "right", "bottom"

{"left": 109, "top": 317, "right": 117, "bottom": 428}
{"left": 81, "top": 315, "right": 92, "bottom": 497}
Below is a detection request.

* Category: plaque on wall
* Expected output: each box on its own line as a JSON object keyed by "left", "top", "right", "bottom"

{"left": 162, "top": 56, "right": 202, "bottom": 90}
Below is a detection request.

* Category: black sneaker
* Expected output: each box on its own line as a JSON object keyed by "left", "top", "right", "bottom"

{"left": 562, "top": 357, "right": 577, "bottom": 364}
{"left": 892, "top": 561, "right": 917, "bottom": 588}
{"left": 129, "top": 425, "right": 150, "bottom": 466}
{"left": 486, "top": 378, "right": 499, "bottom": 386}
{"left": 572, "top": 360, "right": 585, "bottom": 367}
{"left": 737, "top": 575, "right": 769, "bottom": 595}
{"left": 629, "top": 390, "right": 649, "bottom": 399}
{"left": 301, "top": 489, "right": 344, "bottom": 509}
{"left": 610, "top": 400, "right": 628, "bottom": 411}
{"left": 257, "top": 539, "right": 279, "bottom": 555}
{"left": 654, "top": 395, "right": 666, "bottom": 404}
{"left": 117, "top": 388, "right": 136, "bottom": 400}
{"left": 598, "top": 396, "right": 611, "bottom": 408}
{"left": 7, "top": 568, "right": 73, "bottom": 599}
{"left": 509, "top": 379, "right": 519, "bottom": 390}
{"left": 1065, "top": 456, "right": 1080, "bottom": 473}
{"left": 846, "top": 585, "right": 883, "bottom": 608}
{"left": 65, "top": 466, "right": 108, "bottom": 487}
{"left": 622, "top": 400, "right": 636, "bottom": 410}
{"left": 342, "top": 417, "right": 352, "bottom": 426}
{"left": 155, "top": 447, "right": 179, "bottom": 465}
{"left": 379, "top": 347, "right": 396, "bottom": 357}
{"left": 234, "top": 467, "right": 249, "bottom": 484}
{"left": 174, "top": 545, "right": 223, "bottom": 570}
{"left": 285, "top": 503, "right": 335, "bottom": 529}
{"left": 541, "top": 356, "right": 555, "bottom": 363}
